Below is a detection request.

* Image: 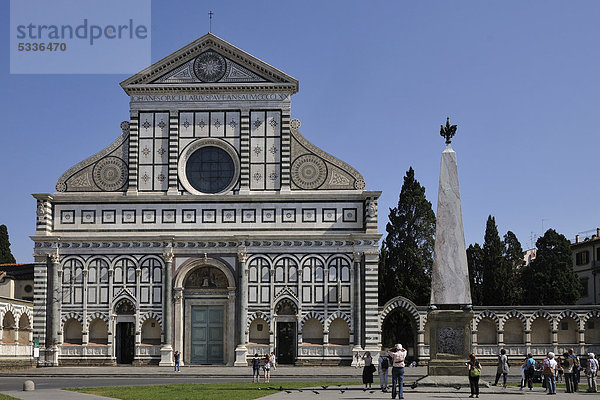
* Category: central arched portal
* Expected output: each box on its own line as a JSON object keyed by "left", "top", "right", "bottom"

{"left": 174, "top": 258, "right": 236, "bottom": 365}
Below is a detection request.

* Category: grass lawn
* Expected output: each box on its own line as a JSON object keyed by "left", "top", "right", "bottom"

{"left": 69, "top": 381, "right": 357, "bottom": 400}
{"left": 0, "top": 395, "right": 20, "bottom": 400}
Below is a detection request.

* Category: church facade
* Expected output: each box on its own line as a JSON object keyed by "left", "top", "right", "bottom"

{"left": 31, "top": 34, "right": 381, "bottom": 366}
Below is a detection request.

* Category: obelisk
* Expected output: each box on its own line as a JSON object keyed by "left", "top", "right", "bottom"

{"left": 427, "top": 118, "right": 473, "bottom": 377}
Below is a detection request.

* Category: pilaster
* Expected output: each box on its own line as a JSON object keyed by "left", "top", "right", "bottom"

{"left": 351, "top": 251, "right": 363, "bottom": 365}
{"left": 49, "top": 252, "right": 60, "bottom": 366}
{"left": 235, "top": 248, "right": 249, "bottom": 366}
{"left": 159, "top": 248, "right": 174, "bottom": 366}
{"left": 280, "top": 113, "right": 291, "bottom": 192}
{"left": 127, "top": 112, "right": 139, "bottom": 195}
{"left": 363, "top": 249, "right": 379, "bottom": 352}
{"left": 239, "top": 110, "right": 250, "bottom": 194}
{"left": 168, "top": 110, "right": 179, "bottom": 194}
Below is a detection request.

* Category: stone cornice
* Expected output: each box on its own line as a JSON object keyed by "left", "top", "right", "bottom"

{"left": 124, "top": 84, "right": 297, "bottom": 95}
{"left": 31, "top": 236, "right": 381, "bottom": 250}
{"left": 36, "top": 190, "right": 382, "bottom": 203}
{"left": 121, "top": 33, "right": 299, "bottom": 94}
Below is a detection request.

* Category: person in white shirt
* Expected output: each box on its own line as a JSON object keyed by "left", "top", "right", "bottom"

{"left": 387, "top": 344, "right": 407, "bottom": 400}
{"left": 586, "top": 353, "right": 598, "bottom": 393}
{"left": 270, "top": 351, "right": 277, "bottom": 370}
{"left": 543, "top": 352, "right": 558, "bottom": 395}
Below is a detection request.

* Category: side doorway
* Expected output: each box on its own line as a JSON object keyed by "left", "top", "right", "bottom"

{"left": 116, "top": 321, "right": 135, "bottom": 364}
{"left": 114, "top": 298, "right": 136, "bottom": 364}
{"left": 276, "top": 321, "right": 296, "bottom": 364}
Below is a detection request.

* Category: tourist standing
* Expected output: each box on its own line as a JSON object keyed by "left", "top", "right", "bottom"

{"left": 362, "top": 351, "right": 374, "bottom": 389}
{"left": 387, "top": 344, "right": 407, "bottom": 400}
{"left": 263, "top": 353, "right": 271, "bottom": 383}
{"left": 542, "top": 352, "right": 558, "bottom": 395}
{"left": 586, "top": 353, "right": 598, "bottom": 393}
{"left": 270, "top": 351, "right": 277, "bottom": 370}
{"left": 173, "top": 350, "right": 181, "bottom": 372}
{"left": 519, "top": 356, "right": 526, "bottom": 390}
{"left": 568, "top": 348, "right": 581, "bottom": 391}
{"left": 378, "top": 349, "right": 390, "bottom": 392}
{"left": 251, "top": 353, "right": 261, "bottom": 383}
{"left": 467, "top": 353, "right": 481, "bottom": 398}
{"left": 493, "top": 348, "right": 509, "bottom": 387}
{"left": 556, "top": 355, "right": 564, "bottom": 383}
{"left": 563, "top": 351, "right": 575, "bottom": 393}
{"left": 523, "top": 353, "right": 535, "bottom": 390}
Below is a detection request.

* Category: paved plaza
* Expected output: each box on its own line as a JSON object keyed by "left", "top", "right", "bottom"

{"left": 1, "top": 366, "right": 597, "bottom": 399}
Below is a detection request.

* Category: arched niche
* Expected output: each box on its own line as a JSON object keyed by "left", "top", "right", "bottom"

{"left": 275, "top": 298, "right": 298, "bottom": 316}
{"left": 477, "top": 317, "right": 498, "bottom": 345}
{"left": 89, "top": 318, "right": 108, "bottom": 345}
{"left": 329, "top": 318, "right": 350, "bottom": 345}
{"left": 184, "top": 266, "right": 229, "bottom": 289}
{"left": 503, "top": 317, "right": 525, "bottom": 344}
{"left": 249, "top": 317, "right": 269, "bottom": 345}
{"left": 63, "top": 318, "right": 83, "bottom": 345}
{"left": 302, "top": 318, "right": 323, "bottom": 345}
{"left": 114, "top": 298, "right": 136, "bottom": 315}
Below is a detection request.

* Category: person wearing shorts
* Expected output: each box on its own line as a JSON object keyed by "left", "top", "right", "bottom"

{"left": 251, "top": 353, "right": 261, "bottom": 382}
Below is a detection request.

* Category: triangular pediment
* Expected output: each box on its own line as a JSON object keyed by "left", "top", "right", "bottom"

{"left": 120, "top": 33, "right": 298, "bottom": 94}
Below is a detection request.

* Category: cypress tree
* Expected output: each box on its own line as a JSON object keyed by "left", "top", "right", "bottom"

{"left": 0, "top": 224, "right": 16, "bottom": 264}
{"left": 467, "top": 243, "right": 484, "bottom": 305}
{"left": 481, "top": 216, "right": 504, "bottom": 305}
{"left": 503, "top": 231, "right": 525, "bottom": 305}
{"left": 521, "top": 229, "right": 581, "bottom": 305}
{"left": 380, "top": 167, "right": 435, "bottom": 305}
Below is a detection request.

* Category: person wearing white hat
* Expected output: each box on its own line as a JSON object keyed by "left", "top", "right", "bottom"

{"left": 542, "top": 352, "right": 558, "bottom": 395}
{"left": 387, "top": 344, "right": 407, "bottom": 399}
{"left": 586, "top": 353, "right": 598, "bottom": 393}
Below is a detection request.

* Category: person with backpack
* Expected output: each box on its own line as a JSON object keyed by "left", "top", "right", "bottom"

{"left": 523, "top": 353, "right": 535, "bottom": 390}
{"left": 542, "top": 352, "right": 558, "bottom": 395}
{"left": 586, "top": 352, "right": 598, "bottom": 393}
{"left": 378, "top": 349, "right": 390, "bottom": 392}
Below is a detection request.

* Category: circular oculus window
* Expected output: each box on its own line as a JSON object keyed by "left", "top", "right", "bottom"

{"left": 179, "top": 139, "right": 240, "bottom": 195}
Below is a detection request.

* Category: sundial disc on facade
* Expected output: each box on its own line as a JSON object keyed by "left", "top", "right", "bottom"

{"left": 291, "top": 154, "right": 327, "bottom": 189}
{"left": 193, "top": 51, "right": 227, "bottom": 82}
{"left": 92, "top": 156, "right": 127, "bottom": 191}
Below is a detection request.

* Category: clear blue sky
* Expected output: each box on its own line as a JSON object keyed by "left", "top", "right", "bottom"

{"left": 1, "top": 0, "right": 599, "bottom": 262}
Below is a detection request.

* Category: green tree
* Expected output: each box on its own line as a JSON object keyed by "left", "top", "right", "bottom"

{"left": 503, "top": 231, "right": 525, "bottom": 305}
{"left": 379, "top": 167, "right": 435, "bottom": 305}
{"left": 467, "top": 243, "right": 484, "bottom": 305}
{"left": 467, "top": 219, "right": 526, "bottom": 306}
{"left": 0, "top": 224, "right": 16, "bottom": 264}
{"left": 482, "top": 216, "right": 504, "bottom": 305}
{"left": 521, "top": 229, "right": 581, "bottom": 305}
